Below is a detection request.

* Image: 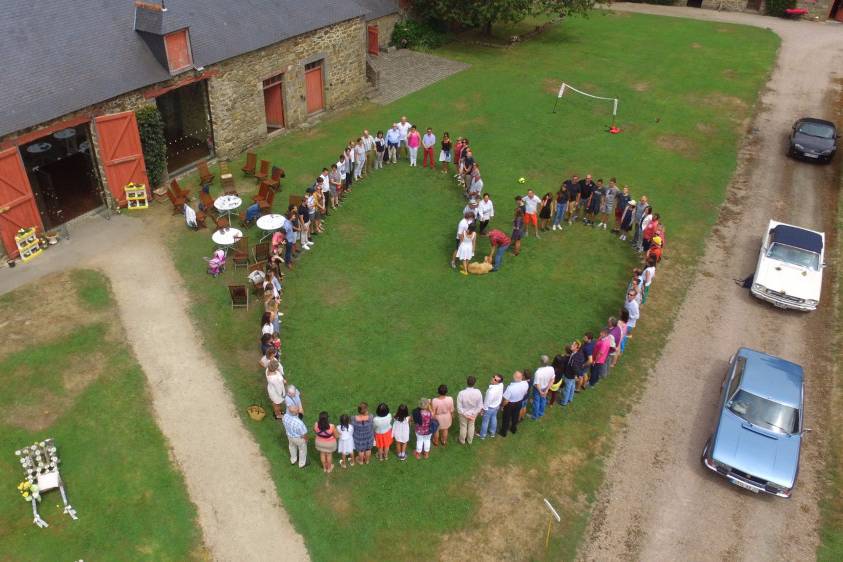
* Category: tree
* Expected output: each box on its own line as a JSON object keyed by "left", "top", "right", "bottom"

{"left": 410, "top": 0, "right": 595, "bottom": 36}
{"left": 135, "top": 105, "right": 168, "bottom": 188}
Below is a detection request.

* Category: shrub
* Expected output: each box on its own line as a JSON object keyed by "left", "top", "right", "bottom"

{"left": 766, "top": 0, "right": 797, "bottom": 17}
{"left": 135, "top": 105, "right": 167, "bottom": 188}
{"left": 391, "top": 19, "right": 445, "bottom": 50}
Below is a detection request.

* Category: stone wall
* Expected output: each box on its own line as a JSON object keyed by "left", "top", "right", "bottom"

{"left": 207, "top": 17, "right": 368, "bottom": 158}
{"left": 370, "top": 14, "right": 401, "bottom": 49}
{"left": 699, "top": 0, "right": 833, "bottom": 18}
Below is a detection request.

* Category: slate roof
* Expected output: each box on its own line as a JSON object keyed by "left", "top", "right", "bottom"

{"left": 356, "top": 0, "right": 401, "bottom": 20}
{"left": 0, "top": 0, "right": 399, "bottom": 139}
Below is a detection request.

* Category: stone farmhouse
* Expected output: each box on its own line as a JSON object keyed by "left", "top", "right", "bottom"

{"left": 0, "top": 0, "right": 400, "bottom": 257}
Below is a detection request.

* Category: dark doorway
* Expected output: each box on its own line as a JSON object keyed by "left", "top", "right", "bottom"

{"left": 687, "top": 0, "right": 703, "bottom": 6}
{"left": 832, "top": 0, "right": 843, "bottom": 21}
{"left": 20, "top": 124, "right": 102, "bottom": 229}
{"left": 156, "top": 81, "right": 214, "bottom": 174}
{"left": 745, "top": 0, "right": 762, "bottom": 10}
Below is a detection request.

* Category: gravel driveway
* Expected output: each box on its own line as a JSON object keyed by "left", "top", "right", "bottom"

{"left": 581, "top": 5, "right": 843, "bottom": 561}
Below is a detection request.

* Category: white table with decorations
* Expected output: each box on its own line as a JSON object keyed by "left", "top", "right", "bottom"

{"left": 256, "top": 213, "right": 285, "bottom": 242}
{"left": 211, "top": 227, "right": 243, "bottom": 255}
{"left": 214, "top": 194, "right": 242, "bottom": 226}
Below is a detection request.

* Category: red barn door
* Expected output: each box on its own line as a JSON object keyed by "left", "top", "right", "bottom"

{"left": 305, "top": 62, "right": 325, "bottom": 114}
{"left": 368, "top": 26, "right": 379, "bottom": 55}
{"left": 95, "top": 111, "right": 150, "bottom": 201}
{"left": 0, "top": 147, "right": 43, "bottom": 257}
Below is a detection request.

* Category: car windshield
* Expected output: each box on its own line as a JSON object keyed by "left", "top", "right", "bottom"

{"left": 767, "top": 242, "right": 820, "bottom": 270}
{"left": 728, "top": 390, "right": 799, "bottom": 435}
{"left": 798, "top": 122, "right": 835, "bottom": 139}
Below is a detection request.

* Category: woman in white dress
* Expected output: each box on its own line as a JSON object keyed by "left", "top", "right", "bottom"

{"left": 457, "top": 223, "right": 477, "bottom": 276}
{"left": 337, "top": 414, "right": 355, "bottom": 468}
{"left": 265, "top": 359, "right": 286, "bottom": 419}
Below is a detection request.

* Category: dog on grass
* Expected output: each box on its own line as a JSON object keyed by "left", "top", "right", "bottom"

{"left": 467, "top": 256, "right": 494, "bottom": 275}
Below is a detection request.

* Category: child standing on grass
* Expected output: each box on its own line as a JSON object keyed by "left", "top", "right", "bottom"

{"left": 375, "top": 131, "right": 386, "bottom": 170}
{"left": 337, "top": 414, "right": 355, "bottom": 468}
{"left": 373, "top": 403, "right": 393, "bottom": 461}
{"left": 511, "top": 208, "right": 524, "bottom": 256}
{"left": 392, "top": 404, "right": 411, "bottom": 461}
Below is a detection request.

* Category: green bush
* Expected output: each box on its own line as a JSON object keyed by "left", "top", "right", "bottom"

{"left": 766, "top": 0, "right": 797, "bottom": 17}
{"left": 391, "top": 19, "right": 445, "bottom": 50}
{"left": 135, "top": 105, "right": 167, "bottom": 188}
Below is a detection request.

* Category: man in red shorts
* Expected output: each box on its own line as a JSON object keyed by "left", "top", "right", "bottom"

{"left": 521, "top": 189, "right": 542, "bottom": 238}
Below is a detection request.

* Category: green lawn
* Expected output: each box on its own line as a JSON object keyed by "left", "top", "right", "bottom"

{"left": 0, "top": 270, "right": 203, "bottom": 561}
{"left": 169, "top": 12, "right": 777, "bottom": 560}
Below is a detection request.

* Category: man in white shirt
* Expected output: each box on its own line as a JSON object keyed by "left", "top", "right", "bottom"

{"left": 456, "top": 376, "right": 484, "bottom": 445}
{"left": 396, "top": 116, "right": 412, "bottom": 160}
{"left": 531, "top": 355, "right": 555, "bottom": 420}
{"left": 362, "top": 129, "right": 375, "bottom": 176}
{"left": 522, "top": 189, "right": 542, "bottom": 239}
{"left": 625, "top": 290, "right": 640, "bottom": 330}
{"left": 500, "top": 371, "right": 529, "bottom": 436}
{"left": 450, "top": 211, "right": 474, "bottom": 269}
{"left": 478, "top": 374, "right": 504, "bottom": 439}
{"left": 319, "top": 168, "right": 331, "bottom": 216}
{"left": 477, "top": 193, "right": 494, "bottom": 235}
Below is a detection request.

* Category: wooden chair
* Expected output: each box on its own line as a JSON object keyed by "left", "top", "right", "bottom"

{"left": 195, "top": 210, "right": 208, "bottom": 229}
{"left": 248, "top": 260, "right": 268, "bottom": 295}
{"left": 197, "top": 161, "right": 215, "bottom": 187}
{"left": 267, "top": 166, "right": 284, "bottom": 191}
{"left": 166, "top": 187, "right": 186, "bottom": 214}
{"left": 288, "top": 194, "right": 304, "bottom": 209}
{"left": 232, "top": 236, "right": 250, "bottom": 269}
{"left": 170, "top": 179, "right": 191, "bottom": 200}
{"left": 258, "top": 187, "right": 275, "bottom": 213}
{"left": 215, "top": 215, "right": 230, "bottom": 229}
{"left": 221, "top": 174, "right": 238, "bottom": 196}
{"left": 253, "top": 241, "right": 270, "bottom": 263}
{"left": 252, "top": 181, "right": 271, "bottom": 204}
{"left": 238, "top": 210, "right": 256, "bottom": 228}
{"left": 255, "top": 160, "right": 271, "bottom": 183}
{"left": 228, "top": 285, "right": 249, "bottom": 310}
{"left": 200, "top": 191, "right": 218, "bottom": 217}
{"left": 241, "top": 152, "right": 257, "bottom": 176}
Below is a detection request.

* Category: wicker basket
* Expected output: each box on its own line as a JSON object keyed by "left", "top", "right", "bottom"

{"left": 247, "top": 405, "right": 266, "bottom": 421}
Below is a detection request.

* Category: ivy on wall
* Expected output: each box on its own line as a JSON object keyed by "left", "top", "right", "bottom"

{"left": 136, "top": 105, "right": 168, "bottom": 188}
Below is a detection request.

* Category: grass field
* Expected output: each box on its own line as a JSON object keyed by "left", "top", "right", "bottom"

{"left": 0, "top": 270, "right": 203, "bottom": 561}
{"left": 169, "top": 11, "right": 778, "bottom": 560}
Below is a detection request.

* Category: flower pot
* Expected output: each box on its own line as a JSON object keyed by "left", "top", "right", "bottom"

{"left": 247, "top": 405, "right": 266, "bottom": 421}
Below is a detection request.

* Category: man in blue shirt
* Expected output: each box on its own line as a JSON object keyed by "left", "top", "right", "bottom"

{"left": 386, "top": 124, "right": 400, "bottom": 164}
{"left": 282, "top": 410, "right": 308, "bottom": 468}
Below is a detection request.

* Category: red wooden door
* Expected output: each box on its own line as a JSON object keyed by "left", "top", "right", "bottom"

{"left": 263, "top": 83, "right": 285, "bottom": 129}
{"left": 305, "top": 64, "right": 324, "bottom": 114}
{"left": 0, "top": 147, "right": 43, "bottom": 257}
{"left": 367, "top": 26, "right": 379, "bottom": 56}
{"left": 835, "top": 1, "right": 843, "bottom": 22}
{"left": 94, "top": 111, "right": 150, "bottom": 201}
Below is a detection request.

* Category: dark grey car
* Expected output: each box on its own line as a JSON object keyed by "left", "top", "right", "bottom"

{"left": 788, "top": 117, "right": 837, "bottom": 162}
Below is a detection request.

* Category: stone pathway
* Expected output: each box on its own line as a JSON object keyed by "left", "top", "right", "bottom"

{"left": 368, "top": 49, "right": 470, "bottom": 105}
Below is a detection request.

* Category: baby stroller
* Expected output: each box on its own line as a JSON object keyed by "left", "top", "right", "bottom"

{"left": 205, "top": 249, "right": 226, "bottom": 277}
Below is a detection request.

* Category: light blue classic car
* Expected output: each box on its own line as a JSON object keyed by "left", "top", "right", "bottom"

{"left": 701, "top": 347, "right": 804, "bottom": 498}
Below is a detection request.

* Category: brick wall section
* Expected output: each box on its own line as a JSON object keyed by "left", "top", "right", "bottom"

{"left": 207, "top": 17, "right": 367, "bottom": 158}
{"left": 700, "top": 0, "right": 832, "bottom": 18}
{"left": 370, "top": 14, "right": 401, "bottom": 49}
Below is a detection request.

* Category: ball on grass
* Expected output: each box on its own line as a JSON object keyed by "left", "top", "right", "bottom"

{"left": 517, "top": 177, "right": 526, "bottom": 184}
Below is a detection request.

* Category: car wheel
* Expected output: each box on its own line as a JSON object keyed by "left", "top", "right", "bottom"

{"left": 701, "top": 437, "right": 712, "bottom": 465}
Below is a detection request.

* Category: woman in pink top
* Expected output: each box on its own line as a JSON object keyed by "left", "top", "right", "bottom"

{"left": 406, "top": 126, "right": 421, "bottom": 167}
{"left": 431, "top": 384, "right": 454, "bottom": 446}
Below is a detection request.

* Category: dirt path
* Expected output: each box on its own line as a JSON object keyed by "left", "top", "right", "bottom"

{"left": 93, "top": 225, "right": 309, "bottom": 562}
{"left": 581, "top": 5, "right": 843, "bottom": 561}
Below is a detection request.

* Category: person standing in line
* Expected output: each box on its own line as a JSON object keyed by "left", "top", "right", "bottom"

{"left": 619, "top": 199, "right": 636, "bottom": 241}
{"left": 450, "top": 211, "right": 474, "bottom": 269}
{"left": 521, "top": 189, "right": 542, "bottom": 238}
{"left": 353, "top": 138, "right": 366, "bottom": 181}
{"left": 562, "top": 342, "right": 583, "bottom": 406}
{"left": 511, "top": 208, "right": 524, "bottom": 256}
{"left": 313, "top": 411, "right": 338, "bottom": 474}
{"left": 579, "top": 332, "right": 595, "bottom": 391}
{"left": 647, "top": 235, "right": 664, "bottom": 263}
{"left": 641, "top": 256, "right": 657, "bottom": 304}
{"left": 578, "top": 174, "right": 597, "bottom": 224}
{"left": 453, "top": 137, "right": 465, "bottom": 172}
{"left": 265, "top": 359, "right": 286, "bottom": 420}
{"left": 486, "top": 228, "right": 511, "bottom": 272}
{"left": 329, "top": 163, "right": 342, "bottom": 210}
{"left": 625, "top": 290, "right": 641, "bottom": 333}
{"left": 392, "top": 404, "right": 411, "bottom": 461}
{"left": 422, "top": 127, "right": 437, "bottom": 169}
{"left": 478, "top": 374, "right": 504, "bottom": 439}
{"left": 564, "top": 174, "right": 581, "bottom": 224}
{"left": 373, "top": 403, "right": 393, "bottom": 462}
{"left": 614, "top": 185, "right": 630, "bottom": 233}
{"left": 374, "top": 131, "right": 386, "bottom": 170}
{"left": 460, "top": 148, "right": 475, "bottom": 190}
{"left": 539, "top": 192, "right": 553, "bottom": 232}
{"left": 282, "top": 409, "right": 308, "bottom": 468}
{"left": 352, "top": 402, "right": 374, "bottom": 465}
{"left": 477, "top": 193, "right": 495, "bottom": 235}
{"left": 396, "top": 116, "right": 412, "bottom": 159}
{"left": 457, "top": 223, "right": 477, "bottom": 276}
{"left": 284, "top": 384, "right": 304, "bottom": 418}
{"left": 598, "top": 178, "right": 619, "bottom": 230}
{"left": 362, "top": 129, "right": 375, "bottom": 177}
{"left": 386, "top": 123, "right": 400, "bottom": 164}
{"left": 439, "top": 132, "right": 452, "bottom": 173}
{"left": 344, "top": 142, "right": 355, "bottom": 191}
{"left": 337, "top": 414, "right": 355, "bottom": 468}
{"left": 519, "top": 369, "right": 533, "bottom": 421}
{"left": 552, "top": 184, "right": 568, "bottom": 231}
{"left": 531, "top": 355, "right": 555, "bottom": 420}
{"left": 588, "top": 179, "right": 605, "bottom": 227}
{"left": 548, "top": 353, "right": 568, "bottom": 406}
{"left": 607, "top": 316, "right": 623, "bottom": 369}
{"left": 590, "top": 328, "right": 612, "bottom": 387}
{"left": 413, "top": 398, "right": 434, "bottom": 459}
{"left": 499, "top": 371, "right": 529, "bottom": 437}
{"left": 407, "top": 126, "right": 421, "bottom": 167}
{"left": 319, "top": 167, "right": 331, "bottom": 217}
{"left": 635, "top": 205, "right": 653, "bottom": 253}
{"left": 642, "top": 212, "right": 661, "bottom": 253}
{"left": 468, "top": 165, "right": 484, "bottom": 200}
{"left": 431, "top": 384, "right": 455, "bottom": 446}
{"left": 456, "top": 376, "right": 483, "bottom": 445}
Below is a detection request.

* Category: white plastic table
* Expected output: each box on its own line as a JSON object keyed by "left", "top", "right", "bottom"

{"left": 214, "top": 195, "right": 242, "bottom": 226}
{"left": 211, "top": 227, "right": 243, "bottom": 255}
{"left": 256, "top": 213, "right": 285, "bottom": 241}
